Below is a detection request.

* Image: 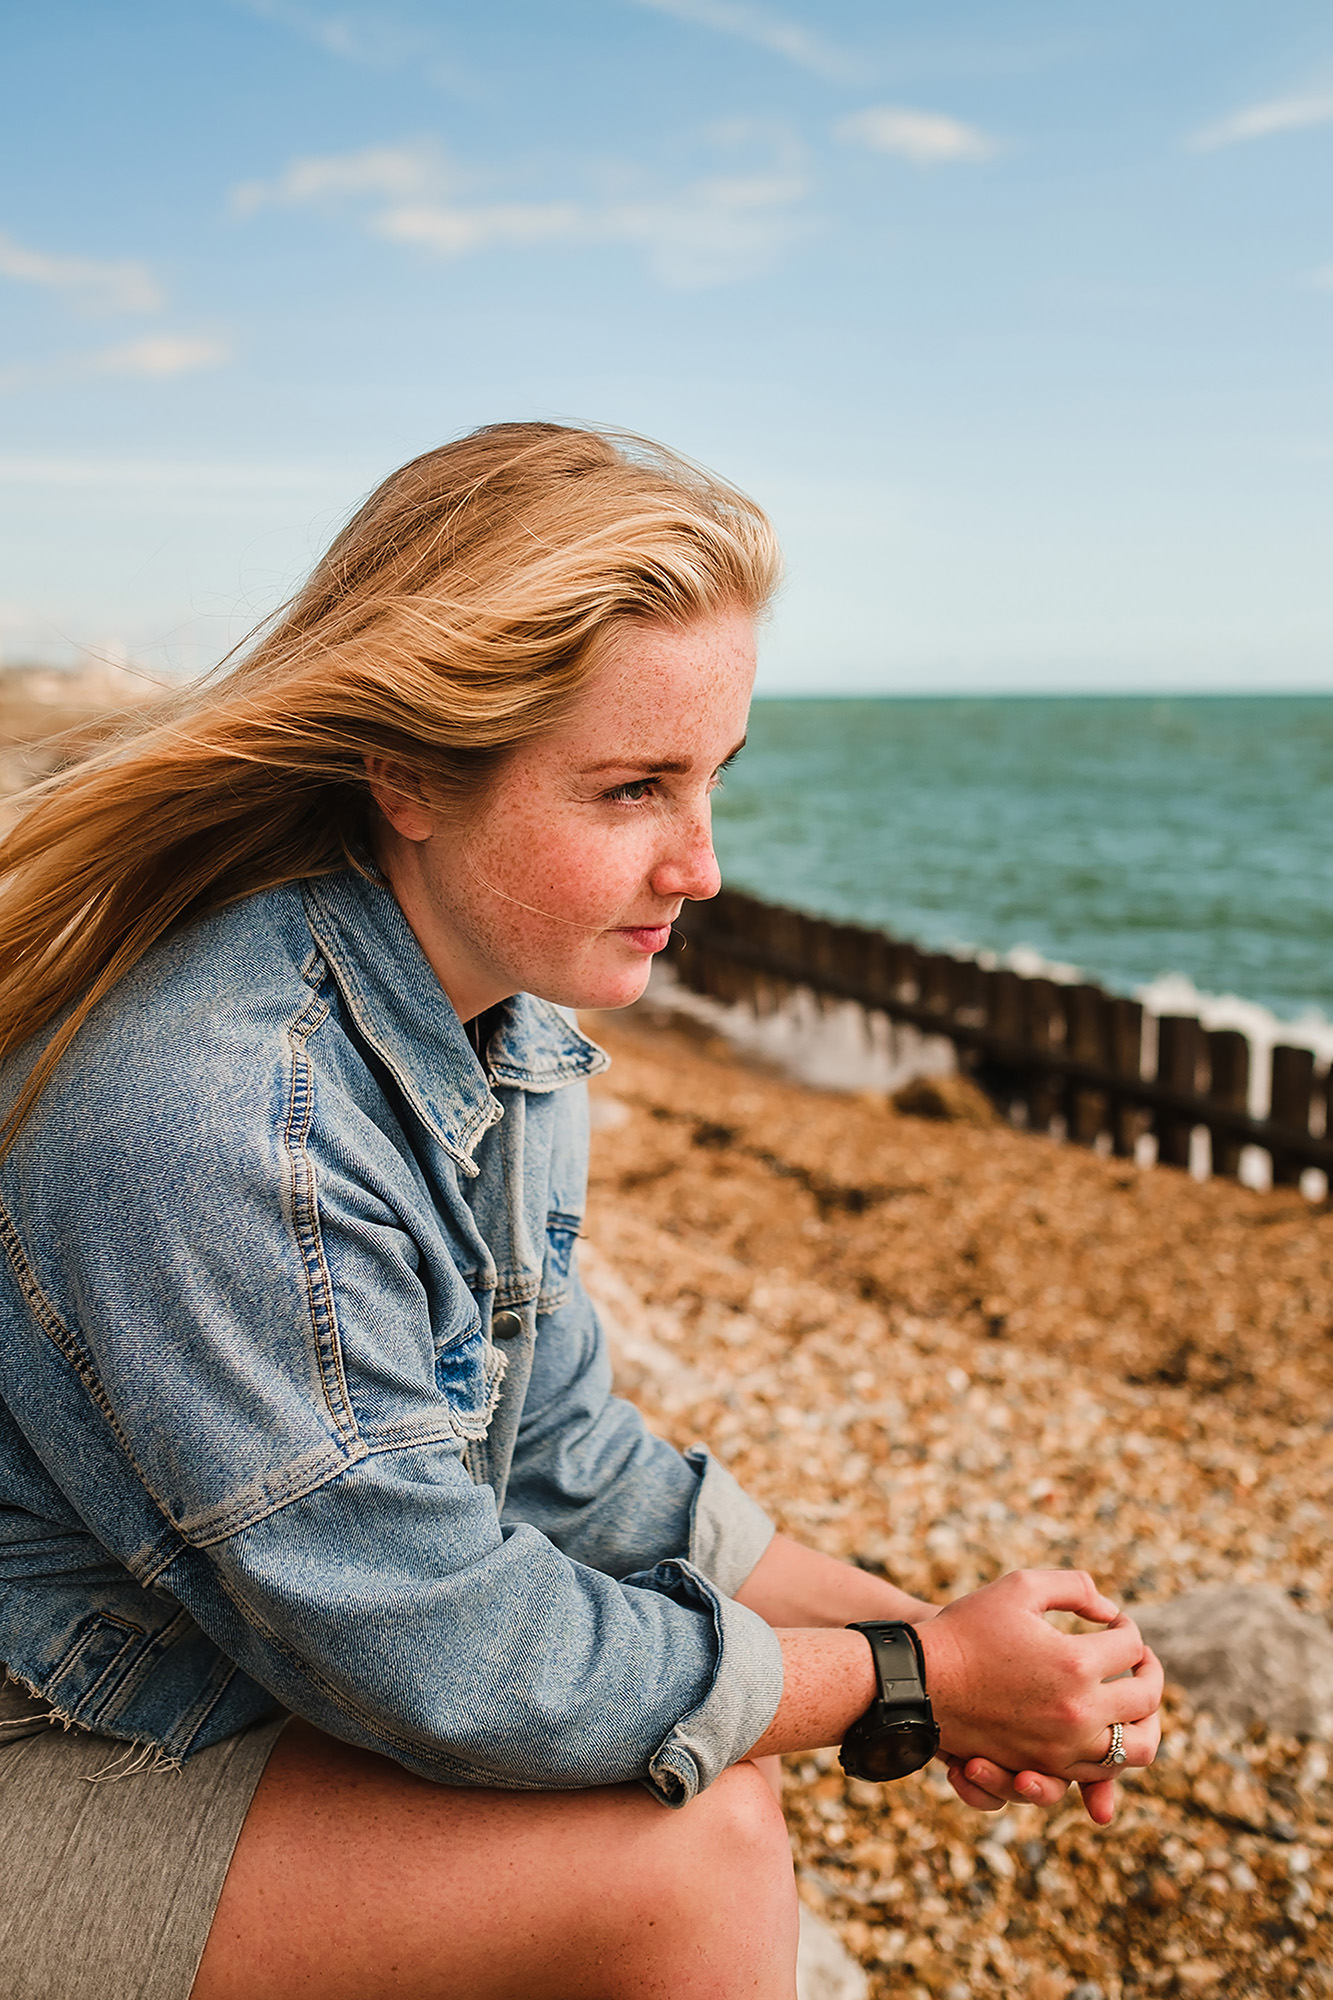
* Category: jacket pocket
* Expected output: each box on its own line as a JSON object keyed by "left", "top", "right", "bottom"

{"left": 537, "top": 1210, "right": 581, "bottom": 1313}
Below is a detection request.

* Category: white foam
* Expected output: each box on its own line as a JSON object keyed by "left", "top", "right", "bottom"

{"left": 640, "top": 960, "right": 957, "bottom": 1095}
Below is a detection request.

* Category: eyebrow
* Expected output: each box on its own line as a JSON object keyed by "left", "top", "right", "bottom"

{"left": 580, "top": 737, "right": 747, "bottom": 776}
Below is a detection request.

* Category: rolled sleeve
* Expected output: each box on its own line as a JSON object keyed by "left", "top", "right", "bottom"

{"left": 629, "top": 1558, "right": 785, "bottom": 1808}
{"left": 161, "top": 1444, "right": 783, "bottom": 1801}
{"left": 684, "top": 1447, "right": 775, "bottom": 1598}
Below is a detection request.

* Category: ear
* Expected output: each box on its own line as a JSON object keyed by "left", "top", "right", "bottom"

{"left": 364, "top": 755, "right": 438, "bottom": 843}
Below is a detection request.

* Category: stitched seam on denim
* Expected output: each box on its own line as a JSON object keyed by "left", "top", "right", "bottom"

{"left": 179, "top": 1437, "right": 367, "bottom": 1546}
{"left": 211, "top": 1566, "right": 490, "bottom": 1783}
{"left": 175, "top": 1657, "right": 259, "bottom": 1756}
{"left": 284, "top": 993, "right": 357, "bottom": 1441}
{"left": 90, "top": 1606, "right": 202, "bottom": 1735}
{"left": 46, "top": 1614, "right": 141, "bottom": 1714}
{"left": 333, "top": 1418, "right": 474, "bottom": 1456}
{"left": 0, "top": 1196, "right": 172, "bottom": 1507}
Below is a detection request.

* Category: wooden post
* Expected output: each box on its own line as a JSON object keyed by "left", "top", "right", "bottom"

{"left": 919, "top": 954, "right": 955, "bottom": 1017}
{"left": 1269, "top": 1045, "right": 1315, "bottom": 1187}
{"left": 1023, "top": 978, "right": 1065, "bottom": 1133}
{"left": 1155, "top": 1015, "right": 1204, "bottom": 1169}
{"left": 1107, "top": 997, "right": 1146, "bottom": 1157}
{"left": 1205, "top": 1029, "right": 1250, "bottom": 1179}
{"left": 1065, "top": 984, "right": 1112, "bottom": 1146}
{"left": 985, "top": 968, "right": 1024, "bottom": 1044}
{"left": 949, "top": 959, "right": 987, "bottom": 1027}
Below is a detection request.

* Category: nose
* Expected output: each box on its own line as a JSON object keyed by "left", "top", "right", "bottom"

{"left": 650, "top": 805, "right": 722, "bottom": 905}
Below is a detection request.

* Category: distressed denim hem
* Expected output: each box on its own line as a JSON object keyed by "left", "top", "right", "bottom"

{"left": 684, "top": 1447, "right": 776, "bottom": 1598}
{"left": 641, "top": 1561, "right": 784, "bottom": 1809}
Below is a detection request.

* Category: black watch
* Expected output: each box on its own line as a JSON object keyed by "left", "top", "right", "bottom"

{"left": 839, "top": 1621, "right": 941, "bottom": 1782}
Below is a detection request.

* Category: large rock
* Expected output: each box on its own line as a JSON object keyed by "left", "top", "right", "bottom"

{"left": 1132, "top": 1585, "right": 1333, "bottom": 1738}
{"left": 796, "top": 1907, "right": 869, "bottom": 2000}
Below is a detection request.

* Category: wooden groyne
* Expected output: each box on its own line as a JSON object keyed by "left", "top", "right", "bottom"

{"left": 670, "top": 888, "right": 1332, "bottom": 1184}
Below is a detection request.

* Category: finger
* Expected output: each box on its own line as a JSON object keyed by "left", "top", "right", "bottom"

{"left": 963, "top": 1759, "right": 1068, "bottom": 1809}
{"left": 1078, "top": 1777, "right": 1117, "bottom": 1825}
{"left": 1018, "top": 1568, "right": 1122, "bottom": 1625}
{"left": 1073, "top": 1714, "right": 1160, "bottom": 1779}
{"left": 946, "top": 1764, "right": 1008, "bottom": 1812}
{"left": 1107, "top": 1648, "right": 1165, "bottom": 1723}
{"left": 1072, "top": 1616, "right": 1151, "bottom": 1682}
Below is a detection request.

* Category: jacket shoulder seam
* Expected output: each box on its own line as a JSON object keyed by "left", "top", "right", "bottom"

{"left": 283, "top": 991, "right": 358, "bottom": 1443}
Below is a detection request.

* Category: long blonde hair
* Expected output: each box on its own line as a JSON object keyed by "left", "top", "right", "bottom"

{"left": 0, "top": 422, "right": 781, "bottom": 1151}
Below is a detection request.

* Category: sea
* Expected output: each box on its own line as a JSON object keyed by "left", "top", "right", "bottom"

{"left": 710, "top": 695, "right": 1333, "bottom": 1059}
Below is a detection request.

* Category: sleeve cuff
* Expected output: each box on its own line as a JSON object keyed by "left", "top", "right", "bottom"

{"left": 683, "top": 1446, "right": 776, "bottom": 1597}
{"left": 625, "top": 1558, "right": 784, "bottom": 1809}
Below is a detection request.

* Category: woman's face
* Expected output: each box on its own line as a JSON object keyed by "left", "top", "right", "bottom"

{"left": 370, "top": 606, "right": 756, "bottom": 1021}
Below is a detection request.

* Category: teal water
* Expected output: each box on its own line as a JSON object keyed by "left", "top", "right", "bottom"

{"left": 712, "top": 696, "right": 1333, "bottom": 1024}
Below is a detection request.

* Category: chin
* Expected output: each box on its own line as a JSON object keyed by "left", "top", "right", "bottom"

{"left": 544, "top": 956, "right": 656, "bottom": 1015}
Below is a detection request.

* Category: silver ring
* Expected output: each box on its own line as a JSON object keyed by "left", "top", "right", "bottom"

{"left": 1100, "top": 1721, "right": 1126, "bottom": 1767}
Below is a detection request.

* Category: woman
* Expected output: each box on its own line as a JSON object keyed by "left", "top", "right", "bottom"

{"left": 0, "top": 423, "right": 1160, "bottom": 2000}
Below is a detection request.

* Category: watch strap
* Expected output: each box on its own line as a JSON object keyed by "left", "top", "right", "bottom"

{"left": 846, "top": 1620, "right": 930, "bottom": 1708}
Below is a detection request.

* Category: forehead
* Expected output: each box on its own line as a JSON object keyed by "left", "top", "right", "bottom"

{"left": 554, "top": 609, "right": 757, "bottom": 761}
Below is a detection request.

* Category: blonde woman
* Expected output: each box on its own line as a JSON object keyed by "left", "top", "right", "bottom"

{"left": 0, "top": 425, "right": 1160, "bottom": 2000}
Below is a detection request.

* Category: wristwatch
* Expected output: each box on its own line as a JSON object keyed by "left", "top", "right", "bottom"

{"left": 839, "top": 1621, "right": 941, "bottom": 1782}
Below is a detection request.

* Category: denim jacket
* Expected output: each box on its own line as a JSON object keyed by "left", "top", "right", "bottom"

{"left": 0, "top": 870, "right": 782, "bottom": 1804}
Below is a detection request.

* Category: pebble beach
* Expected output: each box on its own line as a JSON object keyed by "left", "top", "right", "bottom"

{"left": 580, "top": 1003, "right": 1333, "bottom": 2000}
{"left": 3, "top": 682, "right": 1330, "bottom": 1995}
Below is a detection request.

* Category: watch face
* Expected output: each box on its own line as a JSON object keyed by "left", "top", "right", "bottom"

{"left": 840, "top": 1713, "right": 940, "bottom": 1783}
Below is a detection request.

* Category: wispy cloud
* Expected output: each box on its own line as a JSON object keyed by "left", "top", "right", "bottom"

{"left": 0, "top": 228, "right": 163, "bottom": 313}
{"left": 834, "top": 105, "right": 998, "bottom": 165}
{"left": 1189, "top": 89, "right": 1333, "bottom": 151}
{"left": 233, "top": 142, "right": 436, "bottom": 213}
{"left": 0, "top": 335, "right": 231, "bottom": 394}
{"left": 234, "top": 131, "right": 810, "bottom": 287}
{"left": 623, "top": 0, "right": 858, "bottom": 84}
{"left": 228, "top": 0, "right": 474, "bottom": 92}
{"left": 80, "top": 335, "right": 232, "bottom": 378}
{"left": 0, "top": 453, "right": 342, "bottom": 491}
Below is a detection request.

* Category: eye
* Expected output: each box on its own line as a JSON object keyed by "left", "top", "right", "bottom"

{"left": 603, "top": 778, "right": 658, "bottom": 804}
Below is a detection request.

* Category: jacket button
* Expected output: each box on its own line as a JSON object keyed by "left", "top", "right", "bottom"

{"left": 491, "top": 1310, "right": 524, "bottom": 1341}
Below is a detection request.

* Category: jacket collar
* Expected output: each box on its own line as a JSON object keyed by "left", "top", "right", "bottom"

{"left": 300, "top": 871, "right": 608, "bottom": 1172}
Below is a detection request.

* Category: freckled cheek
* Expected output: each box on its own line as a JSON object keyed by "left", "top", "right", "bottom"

{"left": 494, "top": 824, "right": 652, "bottom": 924}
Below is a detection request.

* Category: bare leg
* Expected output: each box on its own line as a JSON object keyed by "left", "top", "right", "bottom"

{"left": 190, "top": 1720, "right": 798, "bottom": 2000}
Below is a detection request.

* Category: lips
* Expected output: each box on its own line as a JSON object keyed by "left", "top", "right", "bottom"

{"left": 616, "top": 924, "right": 673, "bottom": 953}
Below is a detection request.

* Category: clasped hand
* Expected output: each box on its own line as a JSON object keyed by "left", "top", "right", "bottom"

{"left": 914, "top": 1568, "right": 1163, "bottom": 1825}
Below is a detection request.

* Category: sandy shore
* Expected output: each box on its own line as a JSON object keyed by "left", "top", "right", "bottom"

{"left": 581, "top": 1003, "right": 1333, "bottom": 2000}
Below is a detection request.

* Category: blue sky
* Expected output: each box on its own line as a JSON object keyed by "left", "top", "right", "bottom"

{"left": 2, "top": 0, "right": 1331, "bottom": 691}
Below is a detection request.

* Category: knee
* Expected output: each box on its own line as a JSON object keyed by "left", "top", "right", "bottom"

{"left": 659, "top": 1759, "right": 795, "bottom": 1915}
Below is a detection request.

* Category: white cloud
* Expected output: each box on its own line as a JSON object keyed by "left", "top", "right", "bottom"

{"left": 233, "top": 132, "right": 809, "bottom": 287}
{"left": 227, "top": 0, "right": 473, "bottom": 91}
{"left": 0, "top": 336, "right": 232, "bottom": 394}
{"left": 0, "top": 454, "right": 345, "bottom": 491}
{"left": 0, "top": 228, "right": 163, "bottom": 313}
{"left": 232, "top": 142, "right": 439, "bottom": 214}
{"left": 1189, "top": 89, "right": 1333, "bottom": 151}
{"left": 834, "top": 105, "right": 998, "bottom": 165}
{"left": 80, "top": 336, "right": 232, "bottom": 378}
{"left": 375, "top": 200, "right": 585, "bottom": 257}
{"left": 623, "top": 0, "right": 858, "bottom": 84}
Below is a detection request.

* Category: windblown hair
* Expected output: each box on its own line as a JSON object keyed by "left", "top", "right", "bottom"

{"left": 0, "top": 422, "right": 781, "bottom": 1152}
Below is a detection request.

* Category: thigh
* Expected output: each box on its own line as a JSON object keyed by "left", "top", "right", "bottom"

{"left": 190, "top": 1721, "right": 798, "bottom": 2000}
